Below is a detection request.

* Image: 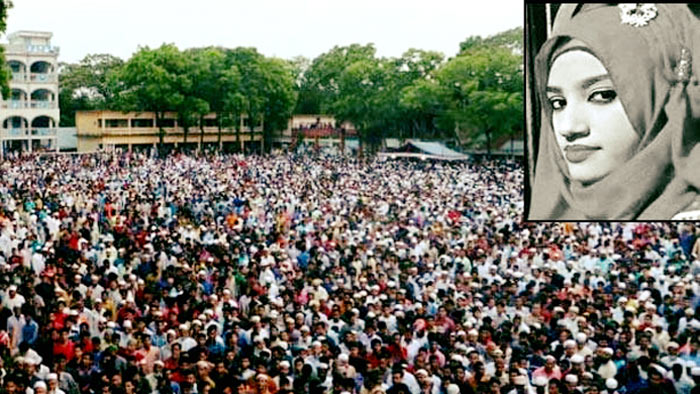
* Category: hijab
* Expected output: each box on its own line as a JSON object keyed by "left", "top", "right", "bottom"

{"left": 529, "top": 4, "right": 700, "bottom": 220}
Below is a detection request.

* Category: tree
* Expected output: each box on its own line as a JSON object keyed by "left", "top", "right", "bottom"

{"left": 179, "top": 49, "right": 215, "bottom": 150}
{"left": 459, "top": 27, "right": 523, "bottom": 55}
{"left": 222, "top": 91, "right": 246, "bottom": 152}
{"left": 260, "top": 57, "right": 297, "bottom": 149}
{"left": 302, "top": 44, "right": 378, "bottom": 115}
{"left": 193, "top": 48, "right": 243, "bottom": 150}
{"left": 332, "top": 57, "right": 388, "bottom": 153}
{"left": 58, "top": 54, "right": 124, "bottom": 126}
{"left": 0, "top": 1, "right": 12, "bottom": 100}
{"left": 290, "top": 56, "right": 322, "bottom": 114}
{"left": 382, "top": 49, "right": 445, "bottom": 141}
{"left": 399, "top": 78, "right": 448, "bottom": 139}
{"left": 225, "top": 47, "right": 267, "bottom": 152}
{"left": 114, "top": 44, "right": 188, "bottom": 154}
{"left": 437, "top": 43, "right": 522, "bottom": 155}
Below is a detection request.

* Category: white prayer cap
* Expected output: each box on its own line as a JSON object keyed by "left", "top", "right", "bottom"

{"left": 533, "top": 376, "right": 548, "bottom": 387}
{"left": 571, "top": 354, "right": 584, "bottom": 364}
{"left": 565, "top": 374, "right": 578, "bottom": 384}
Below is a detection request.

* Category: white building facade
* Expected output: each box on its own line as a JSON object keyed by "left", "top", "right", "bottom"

{"left": 1, "top": 31, "right": 60, "bottom": 159}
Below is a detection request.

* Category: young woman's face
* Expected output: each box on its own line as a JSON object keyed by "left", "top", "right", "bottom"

{"left": 547, "top": 47, "right": 639, "bottom": 184}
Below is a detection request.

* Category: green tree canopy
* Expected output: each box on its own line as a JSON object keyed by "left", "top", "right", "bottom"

{"left": 438, "top": 43, "right": 523, "bottom": 153}
{"left": 0, "top": 1, "right": 13, "bottom": 99}
{"left": 58, "top": 54, "right": 124, "bottom": 126}
{"left": 113, "top": 44, "right": 189, "bottom": 150}
{"left": 52, "top": 25, "right": 522, "bottom": 155}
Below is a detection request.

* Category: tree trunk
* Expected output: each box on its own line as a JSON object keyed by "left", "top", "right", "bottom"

{"left": 156, "top": 111, "right": 165, "bottom": 157}
{"left": 217, "top": 115, "right": 223, "bottom": 151}
{"left": 249, "top": 114, "right": 256, "bottom": 155}
{"left": 199, "top": 115, "right": 205, "bottom": 152}
{"left": 486, "top": 128, "right": 492, "bottom": 159}
{"left": 235, "top": 114, "right": 241, "bottom": 153}
{"left": 358, "top": 131, "right": 364, "bottom": 158}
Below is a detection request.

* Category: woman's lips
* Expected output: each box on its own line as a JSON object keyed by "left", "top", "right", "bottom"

{"left": 564, "top": 145, "right": 600, "bottom": 163}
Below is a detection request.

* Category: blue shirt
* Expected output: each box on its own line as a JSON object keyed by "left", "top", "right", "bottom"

{"left": 21, "top": 320, "right": 38, "bottom": 345}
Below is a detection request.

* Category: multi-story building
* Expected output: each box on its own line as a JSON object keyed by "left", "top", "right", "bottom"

{"left": 1, "top": 31, "right": 60, "bottom": 159}
{"left": 76, "top": 110, "right": 264, "bottom": 153}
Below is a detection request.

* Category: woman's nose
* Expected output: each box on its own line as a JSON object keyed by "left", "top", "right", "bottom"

{"left": 555, "top": 106, "right": 589, "bottom": 141}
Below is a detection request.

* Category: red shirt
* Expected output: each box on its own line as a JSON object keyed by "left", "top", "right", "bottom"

{"left": 53, "top": 339, "right": 75, "bottom": 361}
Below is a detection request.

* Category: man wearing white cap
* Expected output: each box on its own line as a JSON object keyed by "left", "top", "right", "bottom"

{"left": 574, "top": 333, "right": 593, "bottom": 358}
{"left": 508, "top": 375, "right": 529, "bottom": 394}
{"left": 3, "top": 285, "right": 25, "bottom": 310}
{"left": 33, "top": 381, "right": 48, "bottom": 394}
{"left": 336, "top": 353, "right": 357, "bottom": 380}
{"left": 597, "top": 347, "right": 617, "bottom": 380}
{"left": 564, "top": 374, "right": 580, "bottom": 393}
{"left": 533, "top": 355, "right": 563, "bottom": 381}
{"left": 691, "top": 367, "right": 700, "bottom": 394}
{"left": 601, "top": 378, "right": 619, "bottom": 394}
{"left": 416, "top": 368, "right": 441, "bottom": 394}
{"left": 47, "top": 373, "right": 66, "bottom": 394}
{"left": 446, "top": 384, "right": 461, "bottom": 394}
{"left": 679, "top": 308, "right": 697, "bottom": 334}
{"left": 176, "top": 324, "right": 197, "bottom": 352}
{"left": 661, "top": 342, "right": 686, "bottom": 370}
{"left": 273, "top": 360, "right": 293, "bottom": 390}
{"left": 569, "top": 354, "right": 585, "bottom": 376}
{"left": 532, "top": 375, "right": 548, "bottom": 394}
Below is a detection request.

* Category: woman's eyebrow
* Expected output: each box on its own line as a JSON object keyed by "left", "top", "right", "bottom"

{"left": 580, "top": 74, "right": 611, "bottom": 90}
{"left": 546, "top": 74, "right": 611, "bottom": 95}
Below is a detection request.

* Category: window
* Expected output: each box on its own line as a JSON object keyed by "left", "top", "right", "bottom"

{"left": 203, "top": 118, "right": 217, "bottom": 127}
{"left": 98, "top": 119, "right": 102, "bottom": 127}
{"left": 156, "top": 118, "right": 176, "bottom": 128}
{"left": 244, "top": 117, "right": 261, "bottom": 128}
{"left": 131, "top": 118, "right": 154, "bottom": 128}
{"left": 105, "top": 119, "right": 128, "bottom": 128}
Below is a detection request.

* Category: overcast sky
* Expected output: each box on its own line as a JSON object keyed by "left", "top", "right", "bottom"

{"left": 5, "top": 0, "right": 523, "bottom": 64}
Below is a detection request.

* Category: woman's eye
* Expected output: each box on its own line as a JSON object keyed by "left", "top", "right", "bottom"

{"left": 589, "top": 90, "right": 617, "bottom": 103}
{"left": 548, "top": 97, "right": 565, "bottom": 111}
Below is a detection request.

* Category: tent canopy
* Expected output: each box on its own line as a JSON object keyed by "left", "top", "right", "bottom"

{"left": 384, "top": 139, "right": 470, "bottom": 160}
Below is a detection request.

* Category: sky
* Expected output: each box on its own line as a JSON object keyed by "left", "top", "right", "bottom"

{"left": 5, "top": 0, "right": 523, "bottom": 64}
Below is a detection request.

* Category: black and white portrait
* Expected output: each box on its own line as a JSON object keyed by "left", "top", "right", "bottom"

{"left": 526, "top": 4, "right": 700, "bottom": 220}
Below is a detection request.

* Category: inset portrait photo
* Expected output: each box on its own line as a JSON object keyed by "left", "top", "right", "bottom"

{"left": 525, "top": 4, "right": 700, "bottom": 221}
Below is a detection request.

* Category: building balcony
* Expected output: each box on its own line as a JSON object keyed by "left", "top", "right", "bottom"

{"left": 0, "top": 100, "right": 58, "bottom": 109}
{"left": 29, "top": 73, "right": 57, "bottom": 83}
{"left": 1, "top": 128, "right": 57, "bottom": 139}
{"left": 32, "top": 127, "right": 57, "bottom": 136}
{"left": 10, "top": 73, "right": 57, "bottom": 83}
{"left": 6, "top": 44, "right": 59, "bottom": 55}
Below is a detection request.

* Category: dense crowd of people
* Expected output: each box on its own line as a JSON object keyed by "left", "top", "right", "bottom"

{"left": 0, "top": 152, "right": 698, "bottom": 394}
